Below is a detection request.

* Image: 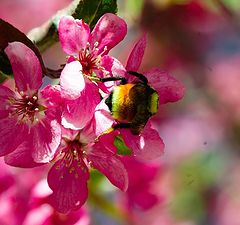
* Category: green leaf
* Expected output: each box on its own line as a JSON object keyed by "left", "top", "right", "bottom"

{"left": 114, "top": 135, "right": 132, "bottom": 156}
{"left": 73, "top": 0, "right": 117, "bottom": 29}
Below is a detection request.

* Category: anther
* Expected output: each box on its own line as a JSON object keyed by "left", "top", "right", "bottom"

{"left": 88, "top": 161, "right": 93, "bottom": 168}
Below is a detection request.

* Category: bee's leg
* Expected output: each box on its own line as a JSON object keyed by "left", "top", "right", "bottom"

{"left": 99, "top": 77, "right": 127, "bottom": 85}
{"left": 85, "top": 75, "right": 127, "bottom": 84}
{"left": 113, "top": 123, "right": 131, "bottom": 129}
{"left": 95, "top": 123, "right": 131, "bottom": 142}
{"left": 127, "top": 71, "right": 148, "bottom": 84}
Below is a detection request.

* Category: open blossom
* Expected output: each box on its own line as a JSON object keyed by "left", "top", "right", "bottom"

{"left": 0, "top": 42, "right": 61, "bottom": 164}
{"left": 98, "top": 34, "right": 185, "bottom": 160}
{"left": 58, "top": 13, "right": 127, "bottom": 130}
{"left": 47, "top": 103, "right": 128, "bottom": 213}
{"left": 4, "top": 97, "right": 128, "bottom": 213}
{"left": 59, "top": 13, "right": 127, "bottom": 99}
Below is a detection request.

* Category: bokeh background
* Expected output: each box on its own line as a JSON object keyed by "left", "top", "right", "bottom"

{"left": 1, "top": 0, "right": 240, "bottom": 224}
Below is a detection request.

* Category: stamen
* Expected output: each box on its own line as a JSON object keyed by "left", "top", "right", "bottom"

{"left": 8, "top": 93, "right": 44, "bottom": 125}
{"left": 88, "top": 161, "right": 93, "bottom": 168}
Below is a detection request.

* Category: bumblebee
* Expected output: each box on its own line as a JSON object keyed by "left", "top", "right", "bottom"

{"left": 100, "top": 71, "right": 159, "bottom": 135}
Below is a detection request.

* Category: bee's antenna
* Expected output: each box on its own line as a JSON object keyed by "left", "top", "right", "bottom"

{"left": 127, "top": 71, "right": 148, "bottom": 84}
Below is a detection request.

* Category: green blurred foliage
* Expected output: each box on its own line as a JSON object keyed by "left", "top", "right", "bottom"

{"left": 170, "top": 152, "right": 225, "bottom": 222}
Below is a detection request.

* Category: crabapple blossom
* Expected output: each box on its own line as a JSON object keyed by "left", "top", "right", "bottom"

{"left": 58, "top": 13, "right": 127, "bottom": 129}
{"left": 5, "top": 97, "right": 128, "bottom": 213}
{"left": 0, "top": 42, "right": 61, "bottom": 164}
{"left": 58, "top": 13, "right": 127, "bottom": 99}
{"left": 97, "top": 34, "right": 185, "bottom": 160}
{"left": 48, "top": 107, "right": 128, "bottom": 213}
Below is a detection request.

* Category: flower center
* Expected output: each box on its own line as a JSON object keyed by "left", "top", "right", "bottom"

{"left": 8, "top": 92, "right": 44, "bottom": 124}
{"left": 78, "top": 42, "right": 107, "bottom": 76}
{"left": 59, "top": 140, "right": 89, "bottom": 175}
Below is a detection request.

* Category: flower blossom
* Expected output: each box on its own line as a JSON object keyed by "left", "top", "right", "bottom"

{"left": 0, "top": 42, "right": 61, "bottom": 164}
{"left": 98, "top": 34, "right": 185, "bottom": 160}
{"left": 47, "top": 102, "right": 128, "bottom": 213}
{"left": 59, "top": 13, "right": 127, "bottom": 99}
{"left": 58, "top": 13, "right": 127, "bottom": 130}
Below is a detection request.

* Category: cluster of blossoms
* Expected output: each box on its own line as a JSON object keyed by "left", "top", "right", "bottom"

{"left": 0, "top": 13, "right": 184, "bottom": 213}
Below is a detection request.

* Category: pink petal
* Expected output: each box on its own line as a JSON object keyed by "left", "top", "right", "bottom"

{"left": 4, "top": 141, "right": 43, "bottom": 168}
{"left": 131, "top": 191, "right": 159, "bottom": 210}
{"left": 90, "top": 13, "right": 127, "bottom": 54}
{"left": 62, "top": 82, "right": 100, "bottom": 130}
{"left": 0, "top": 117, "right": 28, "bottom": 156}
{"left": 145, "top": 68, "right": 185, "bottom": 104}
{"left": 126, "top": 34, "right": 147, "bottom": 73}
{"left": 31, "top": 119, "right": 61, "bottom": 163}
{"left": 80, "top": 99, "right": 114, "bottom": 143}
{"left": 59, "top": 16, "right": 90, "bottom": 55}
{"left": 60, "top": 61, "right": 85, "bottom": 100}
{"left": 61, "top": 127, "right": 79, "bottom": 141}
{"left": 95, "top": 55, "right": 126, "bottom": 93}
{"left": 123, "top": 157, "right": 160, "bottom": 209}
{"left": 96, "top": 55, "right": 126, "bottom": 93}
{"left": 93, "top": 99, "right": 114, "bottom": 136}
{"left": 121, "top": 122, "right": 164, "bottom": 160}
{"left": 40, "top": 85, "right": 63, "bottom": 108}
{"left": 88, "top": 143, "right": 128, "bottom": 191}
{"left": 100, "top": 55, "right": 126, "bottom": 78}
{"left": 0, "top": 85, "right": 14, "bottom": 119}
{"left": 4, "top": 42, "right": 42, "bottom": 93}
{"left": 48, "top": 159, "right": 89, "bottom": 214}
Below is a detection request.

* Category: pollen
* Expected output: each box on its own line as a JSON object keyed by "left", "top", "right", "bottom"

{"left": 8, "top": 93, "right": 43, "bottom": 124}
{"left": 78, "top": 42, "right": 108, "bottom": 76}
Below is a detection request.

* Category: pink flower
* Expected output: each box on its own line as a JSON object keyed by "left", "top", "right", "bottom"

{"left": 122, "top": 157, "right": 161, "bottom": 210}
{"left": 99, "top": 35, "right": 185, "bottom": 160}
{"left": 58, "top": 13, "right": 127, "bottom": 99}
{"left": 47, "top": 102, "right": 128, "bottom": 213}
{"left": 58, "top": 13, "right": 127, "bottom": 129}
{"left": 0, "top": 42, "right": 61, "bottom": 164}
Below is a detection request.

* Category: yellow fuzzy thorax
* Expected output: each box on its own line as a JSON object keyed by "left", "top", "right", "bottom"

{"left": 111, "top": 83, "right": 135, "bottom": 122}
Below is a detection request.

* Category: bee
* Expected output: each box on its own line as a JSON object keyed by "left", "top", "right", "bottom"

{"left": 100, "top": 71, "right": 159, "bottom": 135}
